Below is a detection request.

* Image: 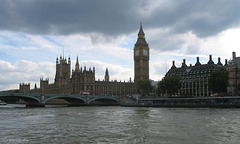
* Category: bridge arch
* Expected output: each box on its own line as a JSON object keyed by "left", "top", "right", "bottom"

{"left": 89, "top": 97, "right": 120, "bottom": 105}
{"left": 44, "top": 95, "right": 87, "bottom": 105}
{"left": 0, "top": 93, "right": 41, "bottom": 104}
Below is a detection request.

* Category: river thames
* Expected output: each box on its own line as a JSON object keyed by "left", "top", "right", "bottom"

{"left": 0, "top": 105, "right": 240, "bottom": 144}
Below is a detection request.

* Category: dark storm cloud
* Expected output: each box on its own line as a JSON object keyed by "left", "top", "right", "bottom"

{"left": 1, "top": 0, "right": 240, "bottom": 37}
{"left": 153, "top": 0, "right": 240, "bottom": 38}
{"left": 0, "top": 0, "right": 145, "bottom": 35}
{"left": 1, "top": 0, "right": 240, "bottom": 52}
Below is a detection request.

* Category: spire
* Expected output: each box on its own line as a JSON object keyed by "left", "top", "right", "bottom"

{"left": 75, "top": 56, "right": 79, "bottom": 71}
{"left": 138, "top": 22, "right": 145, "bottom": 38}
{"left": 135, "top": 22, "right": 148, "bottom": 45}
{"left": 105, "top": 68, "right": 109, "bottom": 76}
{"left": 76, "top": 55, "right": 79, "bottom": 64}
{"left": 105, "top": 68, "right": 109, "bottom": 82}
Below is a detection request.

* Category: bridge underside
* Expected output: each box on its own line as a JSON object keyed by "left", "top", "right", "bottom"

{"left": 90, "top": 99, "right": 120, "bottom": 106}
{"left": 0, "top": 96, "right": 42, "bottom": 107}
{"left": 45, "top": 97, "right": 87, "bottom": 106}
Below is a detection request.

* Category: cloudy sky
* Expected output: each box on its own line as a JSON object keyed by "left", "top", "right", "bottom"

{"left": 1, "top": 0, "right": 240, "bottom": 90}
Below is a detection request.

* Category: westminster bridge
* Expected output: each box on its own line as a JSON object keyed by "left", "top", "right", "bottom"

{"left": 0, "top": 93, "right": 121, "bottom": 107}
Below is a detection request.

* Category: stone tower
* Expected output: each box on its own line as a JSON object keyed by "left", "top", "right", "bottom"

{"left": 134, "top": 23, "right": 149, "bottom": 83}
{"left": 55, "top": 56, "right": 71, "bottom": 87}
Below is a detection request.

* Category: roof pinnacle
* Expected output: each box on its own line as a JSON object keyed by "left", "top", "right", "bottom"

{"left": 138, "top": 22, "right": 145, "bottom": 37}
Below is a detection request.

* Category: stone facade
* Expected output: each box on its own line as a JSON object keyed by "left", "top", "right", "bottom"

{"left": 20, "top": 24, "right": 150, "bottom": 96}
{"left": 227, "top": 52, "right": 240, "bottom": 96}
{"left": 166, "top": 55, "right": 225, "bottom": 97}
{"left": 134, "top": 23, "right": 149, "bottom": 84}
{"left": 26, "top": 55, "right": 136, "bottom": 96}
{"left": 19, "top": 83, "right": 30, "bottom": 93}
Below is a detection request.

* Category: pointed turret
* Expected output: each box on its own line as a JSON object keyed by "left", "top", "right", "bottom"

{"left": 135, "top": 22, "right": 148, "bottom": 45}
{"left": 68, "top": 56, "right": 71, "bottom": 64}
{"left": 56, "top": 57, "right": 59, "bottom": 64}
{"left": 105, "top": 68, "right": 109, "bottom": 82}
{"left": 75, "top": 56, "right": 79, "bottom": 71}
{"left": 105, "top": 68, "right": 109, "bottom": 76}
{"left": 138, "top": 22, "right": 145, "bottom": 38}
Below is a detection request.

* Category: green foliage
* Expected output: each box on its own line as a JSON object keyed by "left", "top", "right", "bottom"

{"left": 209, "top": 67, "right": 229, "bottom": 94}
{"left": 157, "top": 75, "right": 181, "bottom": 96}
{"left": 137, "top": 80, "right": 153, "bottom": 96}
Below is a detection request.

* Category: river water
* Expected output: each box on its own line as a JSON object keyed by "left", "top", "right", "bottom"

{"left": 0, "top": 105, "right": 240, "bottom": 144}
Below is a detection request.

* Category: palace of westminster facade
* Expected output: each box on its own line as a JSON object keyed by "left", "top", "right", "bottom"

{"left": 19, "top": 24, "right": 150, "bottom": 95}
{"left": 19, "top": 24, "right": 240, "bottom": 96}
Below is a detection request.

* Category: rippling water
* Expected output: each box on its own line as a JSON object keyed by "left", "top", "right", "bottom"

{"left": 0, "top": 105, "right": 240, "bottom": 144}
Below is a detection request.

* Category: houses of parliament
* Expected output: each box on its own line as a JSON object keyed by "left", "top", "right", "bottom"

{"left": 19, "top": 24, "right": 150, "bottom": 95}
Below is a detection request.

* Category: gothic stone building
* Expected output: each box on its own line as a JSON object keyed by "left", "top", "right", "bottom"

{"left": 19, "top": 24, "right": 150, "bottom": 96}
{"left": 166, "top": 55, "right": 226, "bottom": 97}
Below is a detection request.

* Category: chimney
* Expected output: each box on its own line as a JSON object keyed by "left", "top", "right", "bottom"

{"left": 182, "top": 59, "right": 187, "bottom": 67}
{"left": 171, "top": 61, "right": 176, "bottom": 69}
{"left": 207, "top": 55, "right": 214, "bottom": 64}
{"left": 232, "top": 52, "right": 236, "bottom": 59}
{"left": 224, "top": 59, "right": 228, "bottom": 67}
{"left": 217, "top": 57, "right": 223, "bottom": 66}
{"left": 195, "top": 57, "right": 201, "bottom": 66}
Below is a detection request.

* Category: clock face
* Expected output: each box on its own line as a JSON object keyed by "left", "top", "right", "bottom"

{"left": 143, "top": 49, "right": 148, "bottom": 55}
{"left": 135, "top": 50, "right": 139, "bottom": 56}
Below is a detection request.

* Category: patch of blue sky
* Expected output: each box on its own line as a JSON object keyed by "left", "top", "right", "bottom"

{"left": 42, "top": 35, "right": 62, "bottom": 47}
{"left": 0, "top": 51, "right": 9, "bottom": 60}
{"left": 117, "top": 34, "right": 136, "bottom": 49}
{"left": 0, "top": 32, "right": 32, "bottom": 48}
{"left": 18, "top": 32, "right": 30, "bottom": 40}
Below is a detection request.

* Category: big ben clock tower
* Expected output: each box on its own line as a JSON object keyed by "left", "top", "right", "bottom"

{"left": 134, "top": 23, "right": 149, "bottom": 84}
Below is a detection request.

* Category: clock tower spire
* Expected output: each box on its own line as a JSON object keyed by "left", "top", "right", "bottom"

{"left": 134, "top": 23, "right": 149, "bottom": 84}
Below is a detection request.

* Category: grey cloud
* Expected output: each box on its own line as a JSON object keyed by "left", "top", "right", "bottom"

{"left": 1, "top": 0, "right": 240, "bottom": 54}
{"left": 1, "top": 0, "right": 240, "bottom": 37}
{"left": 151, "top": 0, "right": 240, "bottom": 37}
{"left": 0, "top": 0, "right": 143, "bottom": 35}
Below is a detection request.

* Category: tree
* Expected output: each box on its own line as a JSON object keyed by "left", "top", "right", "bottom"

{"left": 209, "top": 67, "right": 229, "bottom": 94}
{"left": 157, "top": 75, "right": 181, "bottom": 96}
{"left": 137, "top": 80, "right": 153, "bottom": 97}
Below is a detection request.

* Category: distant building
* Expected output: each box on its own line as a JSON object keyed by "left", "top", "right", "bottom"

{"left": 166, "top": 55, "right": 226, "bottom": 97}
{"left": 227, "top": 52, "right": 240, "bottom": 96}
{"left": 20, "top": 24, "right": 150, "bottom": 96}
{"left": 19, "top": 83, "right": 30, "bottom": 93}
